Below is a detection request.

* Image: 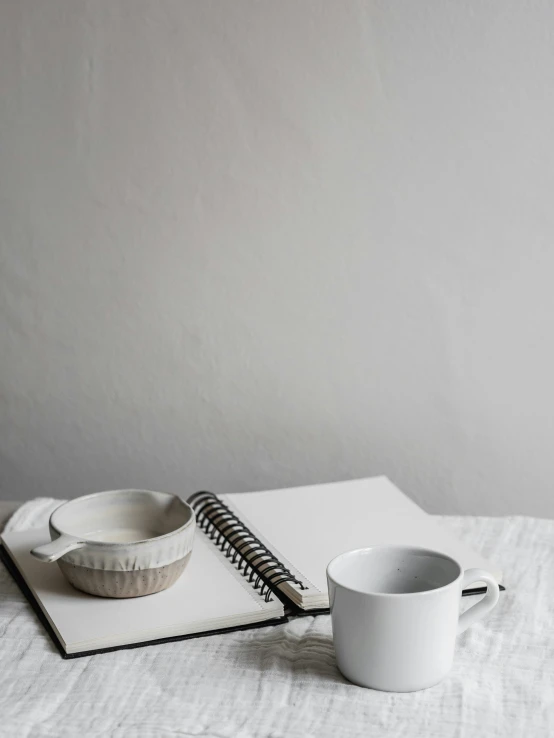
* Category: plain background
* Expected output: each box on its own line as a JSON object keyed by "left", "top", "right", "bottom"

{"left": 1, "top": 1, "right": 553, "bottom": 515}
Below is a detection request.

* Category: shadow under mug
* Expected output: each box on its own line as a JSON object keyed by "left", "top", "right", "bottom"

{"left": 326, "top": 545, "right": 500, "bottom": 692}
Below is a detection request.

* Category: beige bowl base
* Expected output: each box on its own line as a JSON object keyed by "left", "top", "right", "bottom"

{"left": 57, "top": 553, "right": 191, "bottom": 598}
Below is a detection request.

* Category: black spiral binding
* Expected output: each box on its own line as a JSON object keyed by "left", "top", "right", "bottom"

{"left": 188, "top": 491, "right": 308, "bottom": 603}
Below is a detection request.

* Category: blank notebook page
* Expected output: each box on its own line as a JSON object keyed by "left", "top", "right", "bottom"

{"left": 1, "top": 527, "right": 282, "bottom": 653}
{"left": 223, "top": 477, "right": 502, "bottom": 607}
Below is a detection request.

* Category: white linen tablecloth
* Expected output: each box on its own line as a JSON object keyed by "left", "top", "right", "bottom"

{"left": 0, "top": 499, "right": 553, "bottom": 738}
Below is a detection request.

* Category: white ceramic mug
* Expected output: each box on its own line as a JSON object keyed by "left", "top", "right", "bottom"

{"left": 327, "top": 545, "right": 500, "bottom": 692}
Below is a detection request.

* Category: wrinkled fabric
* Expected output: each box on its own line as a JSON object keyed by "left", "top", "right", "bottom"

{"left": 0, "top": 499, "right": 552, "bottom": 738}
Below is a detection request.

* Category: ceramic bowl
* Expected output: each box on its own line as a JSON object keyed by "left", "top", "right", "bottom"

{"left": 30, "top": 489, "right": 195, "bottom": 598}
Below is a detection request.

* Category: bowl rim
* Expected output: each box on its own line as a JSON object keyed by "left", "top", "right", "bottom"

{"left": 49, "top": 489, "right": 196, "bottom": 548}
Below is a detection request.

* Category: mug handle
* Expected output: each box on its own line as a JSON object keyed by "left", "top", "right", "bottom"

{"left": 457, "top": 568, "right": 500, "bottom": 634}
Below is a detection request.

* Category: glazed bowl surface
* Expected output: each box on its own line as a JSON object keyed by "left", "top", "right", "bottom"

{"left": 31, "top": 489, "right": 195, "bottom": 598}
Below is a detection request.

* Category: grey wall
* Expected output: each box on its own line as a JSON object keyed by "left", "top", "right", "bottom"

{"left": 1, "top": 1, "right": 553, "bottom": 515}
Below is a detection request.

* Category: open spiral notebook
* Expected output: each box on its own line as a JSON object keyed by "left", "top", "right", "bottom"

{"left": 0, "top": 477, "right": 503, "bottom": 658}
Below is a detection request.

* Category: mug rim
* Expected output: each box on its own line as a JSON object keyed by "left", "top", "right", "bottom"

{"left": 326, "top": 544, "right": 463, "bottom": 598}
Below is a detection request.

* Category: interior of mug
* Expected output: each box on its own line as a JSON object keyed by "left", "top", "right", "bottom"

{"left": 51, "top": 490, "right": 193, "bottom": 543}
{"left": 328, "top": 546, "right": 461, "bottom": 595}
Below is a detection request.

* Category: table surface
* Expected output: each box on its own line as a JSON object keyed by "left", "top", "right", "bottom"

{"left": 1, "top": 498, "right": 553, "bottom": 738}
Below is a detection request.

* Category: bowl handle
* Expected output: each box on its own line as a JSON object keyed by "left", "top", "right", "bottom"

{"left": 31, "top": 534, "right": 86, "bottom": 563}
